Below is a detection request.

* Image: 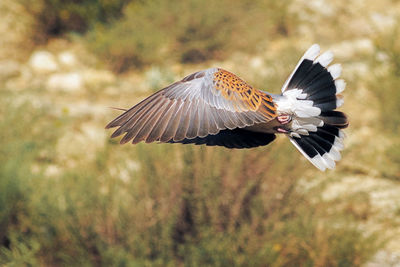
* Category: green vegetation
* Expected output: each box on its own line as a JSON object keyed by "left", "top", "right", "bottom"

{"left": 368, "top": 18, "right": 400, "bottom": 179}
{"left": 0, "top": 99, "right": 381, "bottom": 265}
{"left": 372, "top": 19, "right": 400, "bottom": 133}
{"left": 23, "top": 0, "right": 297, "bottom": 72}
{"left": 22, "top": 0, "right": 130, "bottom": 42}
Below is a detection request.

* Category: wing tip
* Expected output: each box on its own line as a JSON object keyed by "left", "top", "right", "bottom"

{"left": 105, "top": 122, "right": 115, "bottom": 129}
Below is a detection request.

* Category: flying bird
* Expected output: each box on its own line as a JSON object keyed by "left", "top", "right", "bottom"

{"left": 106, "top": 44, "right": 348, "bottom": 171}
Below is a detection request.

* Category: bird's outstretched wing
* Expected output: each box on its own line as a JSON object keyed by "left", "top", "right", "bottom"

{"left": 106, "top": 68, "right": 277, "bottom": 144}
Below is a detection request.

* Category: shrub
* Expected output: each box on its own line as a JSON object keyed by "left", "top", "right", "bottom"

{"left": 369, "top": 18, "right": 400, "bottom": 179}
{"left": 0, "top": 117, "right": 381, "bottom": 266}
{"left": 372, "top": 19, "right": 400, "bottom": 133}
{"left": 19, "top": 0, "right": 130, "bottom": 43}
{"left": 0, "top": 99, "right": 60, "bottom": 264}
{"left": 15, "top": 0, "right": 298, "bottom": 71}
{"left": 0, "top": 93, "right": 381, "bottom": 265}
{"left": 86, "top": 0, "right": 298, "bottom": 72}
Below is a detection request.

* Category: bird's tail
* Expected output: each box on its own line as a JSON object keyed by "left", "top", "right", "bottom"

{"left": 280, "top": 44, "right": 349, "bottom": 171}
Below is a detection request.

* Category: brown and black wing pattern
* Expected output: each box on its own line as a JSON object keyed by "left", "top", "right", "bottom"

{"left": 106, "top": 68, "right": 277, "bottom": 145}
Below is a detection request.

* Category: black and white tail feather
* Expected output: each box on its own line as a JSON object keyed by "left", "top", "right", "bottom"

{"left": 276, "top": 44, "right": 348, "bottom": 171}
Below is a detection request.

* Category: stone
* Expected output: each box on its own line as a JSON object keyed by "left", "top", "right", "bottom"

{"left": 82, "top": 69, "right": 115, "bottom": 87}
{"left": 29, "top": 51, "right": 58, "bottom": 73}
{"left": 46, "top": 72, "right": 83, "bottom": 92}
{"left": 370, "top": 12, "right": 396, "bottom": 32}
{"left": 58, "top": 51, "right": 77, "bottom": 67}
{"left": 331, "top": 39, "right": 374, "bottom": 59}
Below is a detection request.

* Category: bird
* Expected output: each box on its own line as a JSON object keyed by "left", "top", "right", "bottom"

{"left": 106, "top": 44, "right": 348, "bottom": 171}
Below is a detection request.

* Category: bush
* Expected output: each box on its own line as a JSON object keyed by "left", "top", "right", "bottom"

{"left": 0, "top": 99, "right": 60, "bottom": 265}
{"left": 86, "top": 0, "right": 298, "bottom": 72}
{"left": 0, "top": 101, "right": 381, "bottom": 265}
{"left": 368, "top": 18, "right": 400, "bottom": 179}
{"left": 15, "top": 0, "right": 298, "bottom": 71}
{"left": 19, "top": 0, "right": 130, "bottom": 43}
{"left": 372, "top": 19, "right": 400, "bottom": 133}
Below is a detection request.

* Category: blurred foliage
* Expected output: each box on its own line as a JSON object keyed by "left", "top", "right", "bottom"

{"left": 22, "top": 0, "right": 297, "bottom": 72}
{"left": 0, "top": 234, "right": 40, "bottom": 266}
{"left": 370, "top": 18, "right": 400, "bottom": 179}
{"left": 87, "top": 0, "right": 297, "bottom": 72}
{"left": 372, "top": 18, "right": 400, "bottom": 133}
{"left": 20, "top": 0, "right": 130, "bottom": 43}
{"left": 0, "top": 94, "right": 381, "bottom": 265}
{"left": 0, "top": 99, "right": 60, "bottom": 265}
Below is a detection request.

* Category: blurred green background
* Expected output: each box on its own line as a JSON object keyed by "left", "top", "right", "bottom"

{"left": 1, "top": 0, "right": 400, "bottom": 266}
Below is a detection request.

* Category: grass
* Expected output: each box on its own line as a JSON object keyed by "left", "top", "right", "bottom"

{"left": 0, "top": 94, "right": 382, "bottom": 266}
{"left": 366, "top": 19, "right": 400, "bottom": 180}
{"left": 85, "top": 0, "right": 298, "bottom": 72}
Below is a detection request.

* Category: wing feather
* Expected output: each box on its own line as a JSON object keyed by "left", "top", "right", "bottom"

{"left": 174, "top": 101, "right": 192, "bottom": 141}
{"left": 123, "top": 98, "right": 171, "bottom": 144}
{"left": 140, "top": 99, "right": 174, "bottom": 143}
{"left": 111, "top": 97, "right": 158, "bottom": 139}
{"left": 142, "top": 98, "right": 172, "bottom": 143}
{"left": 203, "top": 107, "right": 219, "bottom": 134}
{"left": 220, "top": 109, "right": 237, "bottom": 130}
{"left": 107, "top": 68, "right": 277, "bottom": 144}
{"left": 159, "top": 100, "right": 185, "bottom": 142}
{"left": 170, "top": 129, "right": 276, "bottom": 149}
{"left": 136, "top": 100, "right": 176, "bottom": 144}
{"left": 209, "top": 108, "right": 226, "bottom": 130}
{"left": 186, "top": 100, "right": 201, "bottom": 139}
{"left": 136, "top": 100, "right": 178, "bottom": 143}
{"left": 106, "top": 92, "right": 161, "bottom": 129}
{"left": 197, "top": 101, "right": 209, "bottom": 137}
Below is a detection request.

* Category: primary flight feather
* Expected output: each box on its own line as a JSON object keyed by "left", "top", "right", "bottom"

{"left": 106, "top": 44, "right": 349, "bottom": 171}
